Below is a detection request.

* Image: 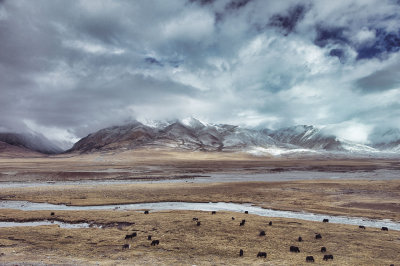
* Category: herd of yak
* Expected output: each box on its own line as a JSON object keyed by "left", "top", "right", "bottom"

{"left": 121, "top": 210, "right": 392, "bottom": 264}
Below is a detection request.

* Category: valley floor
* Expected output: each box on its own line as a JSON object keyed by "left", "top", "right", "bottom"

{"left": 0, "top": 150, "right": 399, "bottom": 265}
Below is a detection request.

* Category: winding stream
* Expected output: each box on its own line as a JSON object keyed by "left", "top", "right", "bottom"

{"left": 1, "top": 200, "right": 399, "bottom": 230}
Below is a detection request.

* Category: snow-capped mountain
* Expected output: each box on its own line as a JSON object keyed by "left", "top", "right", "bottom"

{"left": 68, "top": 118, "right": 388, "bottom": 156}
{"left": 69, "top": 118, "right": 266, "bottom": 152}
{"left": 265, "top": 125, "right": 343, "bottom": 151}
{"left": 0, "top": 132, "right": 63, "bottom": 154}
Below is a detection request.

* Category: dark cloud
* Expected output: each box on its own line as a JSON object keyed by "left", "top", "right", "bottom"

{"left": 314, "top": 26, "right": 349, "bottom": 47}
{"left": 329, "top": 48, "right": 345, "bottom": 61}
{"left": 225, "top": 0, "right": 252, "bottom": 10}
{"left": 269, "top": 4, "right": 308, "bottom": 35}
{"left": 356, "top": 29, "right": 400, "bottom": 60}
{"left": 356, "top": 64, "right": 400, "bottom": 92}
{"left": 189, "top": 0, "right": 215, "bottom": 6}
{"left": 145, "top": 57, "right": 164, "bottom": 67}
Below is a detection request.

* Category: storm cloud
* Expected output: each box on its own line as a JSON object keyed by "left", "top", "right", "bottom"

{"left": 1, "top": 0, "right": 400, "bottom": 147}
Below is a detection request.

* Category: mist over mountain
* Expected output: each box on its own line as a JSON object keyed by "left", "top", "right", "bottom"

{"left": 368, "top": 128, "right": 400, "bottom": 152}
{"left": 0, "top": 132, "right": 62, "bottom": 154}
{"left": 67, "top": 118, "right": 400, "bottom": 156}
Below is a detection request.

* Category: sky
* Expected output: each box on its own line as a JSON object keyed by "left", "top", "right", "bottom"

{"left": 1, "top": 0, "right": 400, "bottom": 147}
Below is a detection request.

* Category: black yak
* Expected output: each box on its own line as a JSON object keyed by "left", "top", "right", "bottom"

{"left": 257, "top": 252, "right": 267, "bottom": 258}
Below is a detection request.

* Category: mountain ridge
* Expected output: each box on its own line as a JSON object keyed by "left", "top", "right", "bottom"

{"left": 67, "top": 118, "right": 396, "bottom": 156}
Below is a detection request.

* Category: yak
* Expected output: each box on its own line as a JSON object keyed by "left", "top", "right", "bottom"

{"left": 257, "top": 252, "right": 267, "bottom": 258}
{"left": 306, "top": 256, "right": 314, "bottom": 262}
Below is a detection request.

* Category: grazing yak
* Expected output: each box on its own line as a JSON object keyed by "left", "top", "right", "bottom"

{"left": 315, "top": 233, "right": 322, "bottom": 239}
{"left": 148, "top": 235, "right": 152, "bottom": 240}
{"left": 211, "top": 211, "right": 216, "bottom": 215}
{"left": 323, "top": 254, "right": 333, "bottom": 261}
{"left": 125, "top": 232, "right": 137, "bottom": 239}
{"left": 306, "top": 256, "right": 315, "bottom": 262}
{"left": 240, "top": 220, "right": 246, "bottom": 226}
{"left": 197, "top": 221, "right": 201, "bottom": 226}
{"left": 144, "top": 210, "right": 149, "bottom": 214}
{"left": 244, "top": 211, "right": 248, "bottom": 214}
{"left": 257, "top": 252, "right": 267, "bottom": 258}
{"left": 269, "top": 221, "right": 272, "bottom": 226}
{"left": 359, "top": 225, "right": 366, "bottom": 229}
{"left": 298, "top": 236, "right": 303, "bottom": 242}
{"left": 232, "top": 217, "right": 235, "bottom": 220}
{"left": 321, "top": 247, "right": 326, "bottom": 253}
{"left": 192, "top": 217, "right": 198, "bottom": 221}
{"left": 122, "top": 244, "right": 130, "bottom": 249}
{"left": 323, "top": 219, "right": 329, "bottom": 223}
{"left": 290, "top": 246, "right": 300, "bottom": 252}
{"left": 151, "top": 240, "right": 160, "bottom": 246}
{"left": 381, "top": 227, "right": 389, "bottom": 231}
{"left": 239, "top": 249, "right": 243, "bottom": 257}
{"left": 50, "top": 212, "right": 55, "bottom": 216}
{"left": 259, "top": 231, "right": 266, "bottom": 236}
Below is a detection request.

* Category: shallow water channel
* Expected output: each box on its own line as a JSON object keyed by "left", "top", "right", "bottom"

{"left": 0, "top": 220, "right": 93, "bottom": 228}
{"left": 1, "top": 201, "right": 399, "bottom": 231}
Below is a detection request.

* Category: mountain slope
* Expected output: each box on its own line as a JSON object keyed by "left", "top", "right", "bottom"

{"left": 0, "top": 132, "right": 62, "bottom": 154}
{"left": 70, "top": 122, "right": 156, "bottom": 153}
{"left": 369, "top": 128, "right": 400, "bottom": 152}
{"left": 265, "top": 125, "right": 344, "bottom": 151}
{"left": 0, "top": 141, "right": 44, "bottom": 157}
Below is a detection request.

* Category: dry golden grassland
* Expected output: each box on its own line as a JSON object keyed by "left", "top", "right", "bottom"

{"left": 1, "top": 180, "right": 399, "bottom": 221}
{"left": 0, "top": 209, "right": 399, "bottom": 265}
{"left": 0, "top": 149, "right": 399, "bottom": 182}
{"left": 1, "top": 150, "right": 400, "bottom": 264}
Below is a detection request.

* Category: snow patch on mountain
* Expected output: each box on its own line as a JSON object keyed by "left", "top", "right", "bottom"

{"left": 247, "top": 146, "right": 318, "bottom": 157}
{"left": 180, "top": 117, "right": 209, "bottom": 129}
{"left": 340, "top": 139, "right": 379, "bottom": 153}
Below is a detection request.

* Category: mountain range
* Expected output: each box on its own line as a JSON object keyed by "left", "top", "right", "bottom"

{"left": 1, "top": 118, "right": 399, "bottom": 156}
{"left": 67, "top": 118, "right": 400, "bottom": 156}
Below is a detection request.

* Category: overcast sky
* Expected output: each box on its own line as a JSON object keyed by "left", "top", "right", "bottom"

{"left": 1, "top": 0, "right": 400, "bottom": 147}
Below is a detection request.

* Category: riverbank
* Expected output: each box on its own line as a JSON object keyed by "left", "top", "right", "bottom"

{"left": 1, "top": 180, "right": 399, "bottom": 221}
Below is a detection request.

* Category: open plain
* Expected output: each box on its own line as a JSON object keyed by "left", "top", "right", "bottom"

{"left": 0, "top": 150, "right": 400, "bottom": 265}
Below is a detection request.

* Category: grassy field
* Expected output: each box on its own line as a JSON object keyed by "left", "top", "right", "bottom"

{"left": 0, "top": 209, "right": 399, "bottom": 265}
